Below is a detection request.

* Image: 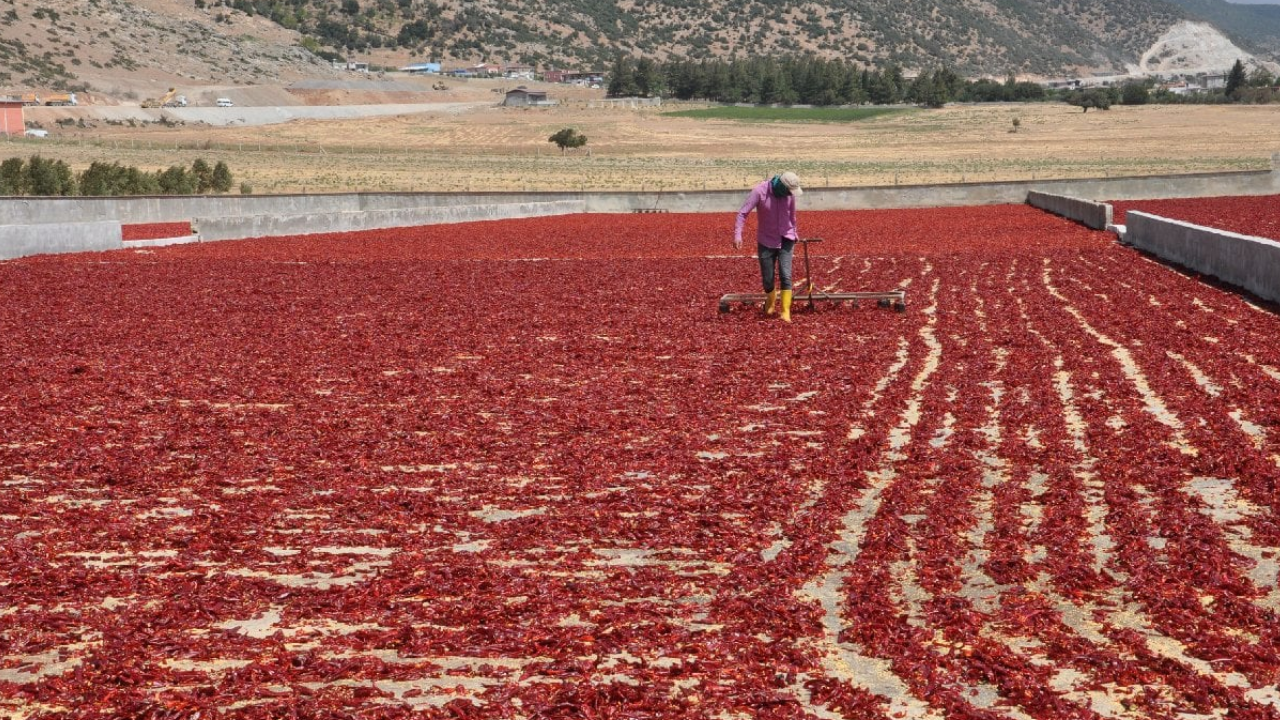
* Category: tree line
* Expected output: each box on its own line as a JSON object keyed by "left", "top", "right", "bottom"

{"left": 1062, "top": 60, "right": 1279, "bottom": 112}
{"left": 608, "top": 56, "right": 1047, "bottom": 107}
{"left": 0, "top": 157, "right": 237, "bottom": 197}
{"left": 608, "top": 55, "right": 1280, "bottom": 109}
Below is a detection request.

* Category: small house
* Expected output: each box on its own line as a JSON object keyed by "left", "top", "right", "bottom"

{"left": 1202, "top": 73, "right": 1228, "bottom": 90}
{"left": 502, "top": 87, "right": 550, "bottom": 107}
{"left": 542, "top": 69, "right": 605, "bottom": 86}
{"left": 503, "top": 64, "right": 535, "bottom": 80}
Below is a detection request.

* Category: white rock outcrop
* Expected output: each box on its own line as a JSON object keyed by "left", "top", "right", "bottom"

{"left": 1136, "top": 21, "right": 1277, "bottom": 75}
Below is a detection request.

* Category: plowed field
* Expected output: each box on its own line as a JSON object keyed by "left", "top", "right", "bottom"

{"left": 2, "top": 206, "right": 1279, "bottom": 718}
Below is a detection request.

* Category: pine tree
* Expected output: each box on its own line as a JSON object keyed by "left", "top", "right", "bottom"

{"left": 26, "top": 156, "right": 75, "bottom": 196}
{"left": 1225, "top": 59, "right": 1247, "bottom": 99}
{"left": 0, "top": 157, "right": 26, "bottom": 195}
{"left": 607, "top": 54, "right": 638, "bottom": 98}
{"left": 211, "top": 161, "right": 234, "bottom": 193}
{"left": 191, "top": 159, "right": 214, "bottom": 194}
{"left": 635, "top": 58, "right": 663, "bottom": 98}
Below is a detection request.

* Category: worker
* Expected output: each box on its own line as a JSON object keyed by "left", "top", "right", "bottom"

{"left": 733, "top": 171, "right": 803, "bottom": 321}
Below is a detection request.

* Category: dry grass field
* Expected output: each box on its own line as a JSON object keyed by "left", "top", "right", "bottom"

{"left": 10, "top": 100, "right": 1280, "bottom": 193}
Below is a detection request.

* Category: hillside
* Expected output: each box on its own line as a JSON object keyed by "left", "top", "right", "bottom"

{"left": 280, "top": 0, "right": 1197, "bottom": 75}
{"left": 1164, "top": 0, "right": 1280, "bottom": 56}
{"left": 0, "top": 0, "right": 338, "bottom": 101}
{"left": 2, "top": 0, "right": 1278, "bottom": 100}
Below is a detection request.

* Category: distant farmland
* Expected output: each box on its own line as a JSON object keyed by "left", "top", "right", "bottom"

{"left": 662, "top": 105, "right": 907, "bottom": 122}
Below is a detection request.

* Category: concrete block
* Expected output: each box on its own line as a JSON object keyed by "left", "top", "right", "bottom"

{"left": 1126, "top": 211, "right": 1280, "bottom": 304}
{"left": 0, "top": 221, "right": 122, "bottom": 261}
{"left": 194, "top": 200, "right": 586, "bottom": 242}
{"left": 122, "top": 234, "right": 201, "bottom": 248}
{"left": 1027, "top": 191, "right": 1113, "bottom": 230}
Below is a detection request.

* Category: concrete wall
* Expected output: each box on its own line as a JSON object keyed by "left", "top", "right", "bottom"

{"left": 1026, "top": 191, "right": 1113, "bottom": 230}
{"left": 3, "top": 163, "right": 1279, "bottom": 258}
{"left": 2, "top": 165, "right": 1277, "bottom": 224}
{"left": 1125, "top": 211, "right": 1280, "bottom": 304}
{"left": 194, "top": 200, "right": 586, "bottom": 242}
{"left": 575, "top": 169, "right": 1280, "bottom": 213}
{"left": 0, "top": 193, "right": 518, "bottom": 225}
{"left": 0, "top": 221, "right": 121, "bottom": 260}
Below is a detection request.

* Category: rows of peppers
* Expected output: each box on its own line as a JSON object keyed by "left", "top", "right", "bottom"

{"left": 1, "top": 205, "right": 1278, "bottom": 718}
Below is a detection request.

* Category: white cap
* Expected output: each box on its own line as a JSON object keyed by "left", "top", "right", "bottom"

{"left": 779, "top": 171, "right": 803, "bottom": 196}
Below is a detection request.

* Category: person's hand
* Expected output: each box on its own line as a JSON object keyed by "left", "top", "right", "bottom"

{"left": 733, "top": 238, "right": 742, "bottom": 251}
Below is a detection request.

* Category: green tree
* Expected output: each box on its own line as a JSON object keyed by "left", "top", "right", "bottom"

{"left": 78, "top": 161, "right": 126, "bottom": 195}
{"left": 123, "top": 167, "right": 160, "bottom": 195}
{"left": 909, "top": 71, "right": 950, "bottom": 108}
{"left": 933, "top": 67, "right": 963, "bottom": 101}
{"left": 883, "top": 64, "right": 906, "bottom": 103}
{"left": 548, "top": 127, "right": 587, "bottom": 154}
{"left": 157, "top": 165, "right": 197, "bottom": 195}
{"left": 80, "top": 161, "right": 160, "bottom": 196}
{"left": 1066, "top": 88, "right": 1111, "bottom": 112}
{"left": 866, "top": 70, "right": 894, "bottom": 104}
{"left": 211, "top": 161, "right": 234, "bottom": 193}
{"left": 607, "top": 54, "right": 638, "bottom": 98}
{"left": 635, "top": 58, "right": 663, "bottom": 98}
{"left": 191, "top": 158, "right": 214, "bottom": 193}
{"left": 1121, "top": 82, "right": 1150, "bottom": 105}
{"left": 0, "top": 157, "right": 26, "bottom": 195}
{"left": 1225, "top": 59, "right": 1247, "bottom": 99}
{"left": 25, "top": 156, "right": 74, "bottom": 195}
{"left": 1248, "top": 66, "right": 1275, "bottom": 88}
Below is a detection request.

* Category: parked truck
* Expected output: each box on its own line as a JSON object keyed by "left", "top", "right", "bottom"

{"left": 20, "top": 92, "right": 40, "bottom": 106}
{"left": 43, "top": 93, "right": 77, "bottom": 106}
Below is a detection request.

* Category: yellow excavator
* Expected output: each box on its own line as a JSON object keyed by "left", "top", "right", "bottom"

{"left": 143, "top": 88, "right": 186, "bottom": 108}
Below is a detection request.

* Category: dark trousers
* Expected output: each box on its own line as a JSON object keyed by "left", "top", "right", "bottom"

{"left": 758, "top": 239, "right": 796, "bottom": 292}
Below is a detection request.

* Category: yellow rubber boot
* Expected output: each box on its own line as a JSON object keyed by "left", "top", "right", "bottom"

{"left": 764, "top": 290, "right": 778, "bottom": 315}
{"left": 780, "top": 290, "right": 793, "bottom": 322}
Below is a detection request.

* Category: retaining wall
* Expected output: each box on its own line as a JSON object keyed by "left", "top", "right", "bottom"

{"left": 1125, "top": 211, "right": 1280, "bottom": 304}
{"left": 194, "top": 200, "right": 586, "bottom": 242}
{"left": 0, "top": 221, "right": 121, "bottom": 260}
{"left": 3, "top": 165, "right": 1279, "bottom": 260}
{"left": 0, "top": 192, "right": 533, "bottom": 225}
{"left": 1026, "top": 191, "right": 1113, "bottom": 230}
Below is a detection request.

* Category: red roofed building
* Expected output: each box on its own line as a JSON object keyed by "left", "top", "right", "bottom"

{"left": 0, "top": 97, "right": 24, "bottom": 137}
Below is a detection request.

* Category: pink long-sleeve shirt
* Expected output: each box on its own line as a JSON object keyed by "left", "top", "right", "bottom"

{"left": 734, "top": 179, "right": 798, "bottom": 249}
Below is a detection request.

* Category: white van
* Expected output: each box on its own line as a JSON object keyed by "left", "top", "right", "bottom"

{"left": 216, "top": 98, "right": 234, "bottom": 107}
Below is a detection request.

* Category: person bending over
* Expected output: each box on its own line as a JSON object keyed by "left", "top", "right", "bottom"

{"left": 733, "top": 171, "right": 803, "bottom": 322}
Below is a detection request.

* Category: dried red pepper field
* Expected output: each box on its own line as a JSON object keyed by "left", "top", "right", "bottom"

{"left": 3, "top": 205, "right": 1280, "bottom": 719}
{"left": 1111, "top": 194, "right": 1280, "bottom": 241}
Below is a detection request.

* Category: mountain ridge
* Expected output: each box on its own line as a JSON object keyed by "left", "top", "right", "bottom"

{"left": 2, "top": 0, "right": 1278, "bottom": 99}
